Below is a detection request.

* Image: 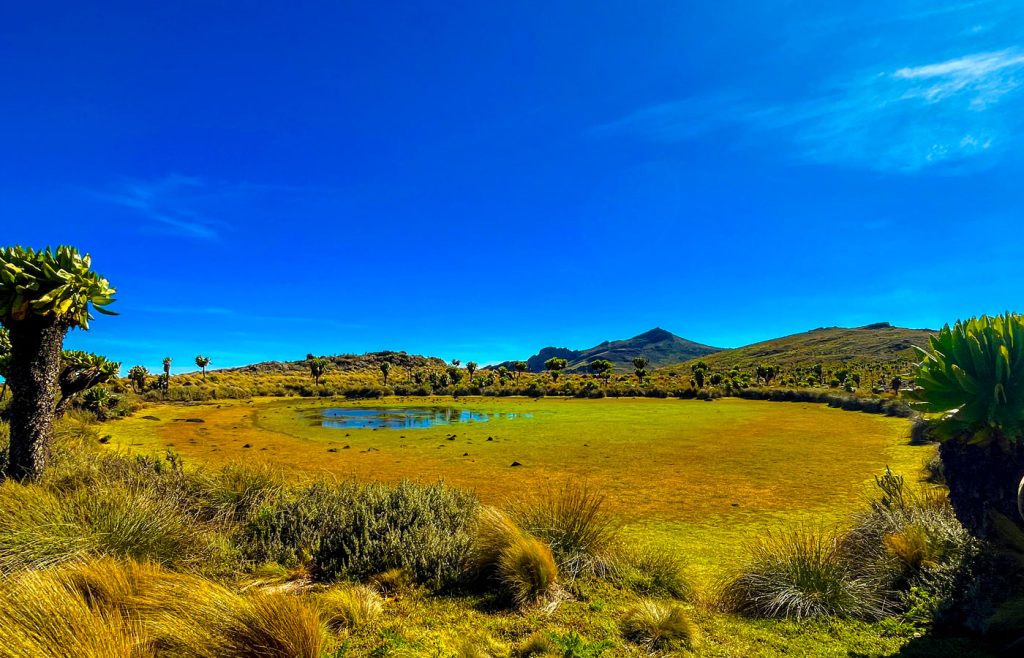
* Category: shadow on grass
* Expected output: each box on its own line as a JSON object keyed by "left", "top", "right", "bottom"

{"left": 854, "top": 632, "right": 997, "bottom": 658}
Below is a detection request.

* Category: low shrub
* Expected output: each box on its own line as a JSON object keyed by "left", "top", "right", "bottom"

{"left": 239, "top": 479, "right": 478, "bottom": 590}
{"left": 842, "top": 470, "right": 976, "bottom": 624}
{"left": 720, "top": 526, "right": 884, "bottom": 620}
{"left": 620, "top": 599, "right": 695, "bottom": 651}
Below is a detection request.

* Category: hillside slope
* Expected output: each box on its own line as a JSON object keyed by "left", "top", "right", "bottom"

{"left": 500, "top": 328, "right": 722, "bottom": 373}
{"left": 222, "top": 351, "right": 446, "bottom": 375}
{"left": 662, "top": 323, "right": 935, "bottom": 372}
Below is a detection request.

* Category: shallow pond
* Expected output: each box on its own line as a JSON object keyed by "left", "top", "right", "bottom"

{"left": 318, "top": 407, "right": 533, "bottom": 430}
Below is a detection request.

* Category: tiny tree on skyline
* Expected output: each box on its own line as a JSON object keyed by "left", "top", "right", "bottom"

{"left": 632, "top": 357, "right": 649, "bottom": 386}
{"left": 545, "top": 356, "right": 568, "bottom": 382}
{"left": 195, "top": 355, "right": 211, "bottom": 380}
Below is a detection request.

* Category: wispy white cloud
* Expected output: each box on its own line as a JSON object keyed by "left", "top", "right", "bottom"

{"left": 92, "top": 174, "right": 223, "bottom": 239}
{"left": 89, "top": 175, "right": 311, "bottom": 239}
{"left": 595, "top": 48, "right": 1024, "bottom": 173}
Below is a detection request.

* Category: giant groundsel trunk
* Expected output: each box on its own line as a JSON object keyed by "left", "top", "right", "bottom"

{"left": 5, "top": 317, "right": 67, "bottom": 481}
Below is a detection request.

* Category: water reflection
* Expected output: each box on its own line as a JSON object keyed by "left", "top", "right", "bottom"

{"left": 318, "top": 407, "right": 533, "bottom": 430}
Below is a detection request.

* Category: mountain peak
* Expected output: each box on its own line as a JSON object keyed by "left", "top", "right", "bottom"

{"left": 634, "top": 327, "right": 674, "bottom": 342}
{"left": 499, "top": 327, "right": 721, "bottom": 373}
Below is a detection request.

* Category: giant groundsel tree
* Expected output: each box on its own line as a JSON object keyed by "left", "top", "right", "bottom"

{"left": 913, "top": 313, "right": 1024, "bottom": 536}
{"left": 0, "top": 246, "right": 116, "bottom": 481}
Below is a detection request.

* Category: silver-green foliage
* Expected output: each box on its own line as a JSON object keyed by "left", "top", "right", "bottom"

{"left": 0, "top": 246, "right": 116, "bottom": 329}
{"left": 913, "top": 313, "right": 1024, "bottom": 443}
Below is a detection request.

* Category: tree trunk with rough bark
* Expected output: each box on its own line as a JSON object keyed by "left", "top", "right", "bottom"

{"left": 940, "top": 438, "right": 1024, "bottom": 539}
{"left": 5, "top": 317, "right": 67, "bottom": 482}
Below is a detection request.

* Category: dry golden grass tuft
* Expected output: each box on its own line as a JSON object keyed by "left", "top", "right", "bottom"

{"left": 620, "top": 598, "right": 696, "bottom": 651}
{"left": 316, "top": 584, "right": 384, "bottom": 631}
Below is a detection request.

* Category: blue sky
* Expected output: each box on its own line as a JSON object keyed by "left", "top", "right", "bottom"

{"left": 3, "top": 1, "right": 1023, "bottom": 372}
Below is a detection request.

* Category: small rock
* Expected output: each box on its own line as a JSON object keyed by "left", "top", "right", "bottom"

{"left": 367, "top": 447, "right": 379, "bottom": 452}
{"left": 343, "top": 445, "right": 350, "bottom": 449}
{"left": 141, "top": 415, "right": 160, "bottom": 421}
{"left": 328, "top": 448, "right": 338, "bottom": 453}
{"left": 487, "top": 437, "right": 493, "bottom": 442}
{"left": 98, "top": 436, "right": 111, "bottom": 444}
{"left": 242, "top": 443, "right": 252, "bottom": 448}
{"left": 463, "top": 452, "right": 469, "bottom": 456}
{"left": 510, "top": 461, "right": 522, "bottom": 467}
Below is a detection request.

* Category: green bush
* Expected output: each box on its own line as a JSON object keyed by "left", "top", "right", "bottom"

{"left": 238, "top": 479, "right": 478, "bottom": 590}
{"left": 842, "top": 470, "right": 978, "bottom": 625}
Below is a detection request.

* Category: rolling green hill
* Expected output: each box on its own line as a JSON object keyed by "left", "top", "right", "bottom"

{"left": 662, "top": 322, "right": 935, "bottom": 373}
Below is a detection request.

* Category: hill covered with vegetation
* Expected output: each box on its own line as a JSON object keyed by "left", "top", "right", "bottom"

{"left": 224, "top": 350, "right": 446, "bottom": 375}
{"left": 663, "top": 323, "right": 935, "bottom": 373}
{"left": 498, "top": 328, "right": 721, "bottom": 373}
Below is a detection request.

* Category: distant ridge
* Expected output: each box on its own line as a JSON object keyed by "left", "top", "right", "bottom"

{"left": 496, "top": 328, "right": 722, "bottom": 373}
{"left": 662, "top": 323, "right": 936, "bottom": 372}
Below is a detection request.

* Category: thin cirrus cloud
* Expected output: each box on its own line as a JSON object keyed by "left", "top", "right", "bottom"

{"left": 89, "top": 175, "right": 308, "bottom": 240}
{"left": 594, "top": 48, "right": 1024, "bottom": 174}
{"left": 92, "top": 174, "right": 223, "bottom": 239}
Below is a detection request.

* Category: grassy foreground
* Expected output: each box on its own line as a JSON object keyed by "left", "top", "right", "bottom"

{"left": 0, "top": 398, "right": 989, "bottom": 657}
{"left": 102, "top": 396, "right": 928, "bottom": 580}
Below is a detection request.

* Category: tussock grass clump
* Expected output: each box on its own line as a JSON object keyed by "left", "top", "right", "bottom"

{"left": 369, "top": 567, "right": 413, "bottom": 595}
{"left": 316, "top": 584, "right": 383, "bottom": 631}
{"left": 0, "top": 568, "right": 147, "bottom": 658}
{"left": 509, "top": 482, "right": 621, "bottom": 579}
{"left": 68, "top": 483, "right": 216, "bottom": 568}
{"left": 497, "top": 534, "right": 559, "bottom": 608}
{"left": 222, "top": 592, "right": 326, "bottom": 658}
{"left": 452, "top": 634, "right": 510, "bottom": 658}
{"left": 470, "top": 506, "right": 524, "bottom": 574}
{"left": 470, "top": 507, "right": 560, "bottom": 607}
{"left": 0, "top": 483, "right": 95, "bottom": 572}
{"left": 199, "top": 463, "right": 287, "bottom": 524}
{"left": 720, "top": 527, "right": 884, "bottom": 620}
{"left": 620, "top": 599, "right": 695, "bottom": 651}
{"left": 608, "top": 543, "right": 693, "bottom": 600}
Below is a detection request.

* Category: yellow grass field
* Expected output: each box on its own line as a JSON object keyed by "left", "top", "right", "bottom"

{"left": 101, "top": 396, "right": 930, "bottom": 579}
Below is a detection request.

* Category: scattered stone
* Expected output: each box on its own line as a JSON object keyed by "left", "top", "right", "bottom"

{"left": 447, "top": 437, "right": 455, "bottom": 441}
{"left": 328, "top": 448, "right": 338, "bottom": 453}
{"left": 510, "top": 461, "right": 522, "bottom": 467}
{"left": 141, "top": 416, "right": 160, "bottom": 421}
{"left": 487, "top": 437, "right": 493, "bottom": 442}
{"left": 242, "top": 443, "right": 252, "bottom": 448}
{"left": 98, "top": 435, "right": 111, "bottom": 444}
{"left": 462, "top": 452, "right": 469, "bottom": 456}
{"left": 367, "top": 447, "right": 379, "bottom": 452}
{"left": 343, "top": 445, "right": 350, "bottom": 449}
{"left": 731, "top": 503, "right": 740, "bottom": 507}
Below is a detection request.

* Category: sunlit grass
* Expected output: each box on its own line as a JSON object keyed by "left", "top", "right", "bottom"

{"left": 102, "top": 396, "right": 929, "bottom": 579}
